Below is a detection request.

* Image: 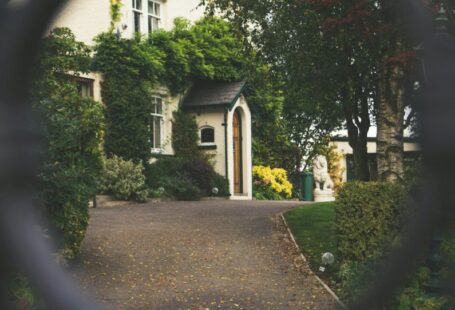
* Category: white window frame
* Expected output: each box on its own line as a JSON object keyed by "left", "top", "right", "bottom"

{"left": 151, "top": 96, "right": 164, "bottom": 153}
{"left": 147, "top": 0, "right": 162, "bottom": 33}
{"left": 132, "top": 0, "right": 143, "bottom": 33}
{"left": 199, "top": 126, "right": 216, "bottom": 146}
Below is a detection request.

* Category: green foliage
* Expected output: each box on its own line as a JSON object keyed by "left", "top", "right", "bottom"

{"left": 99, "top": 155, "right": 148, "bottom": 202}
{"left": 171, "top": 110, "right": 201, "bottom": 158}
{"left": 336, "top": 182, "right": 408, "bottom": 263}
{"left": 245, "top": 63, "right": 299, "bottom": 173}
{"left": 7, "top": 275, "right": 41, "bottom": 309}
{"left": 32, "top": 28, "right": 104, "bottom": 258}
{"left": 93, "top": 32, "right": 165, "bottom": 163}
{"left": 149, "top": 16, "right": 248, "bottom": 94}
{"left": 335, "top": 182, "right": 450, "bottom": 307}
{"left": 109, "top": 0, "right": 122, "bottom": 31}
{"left": 253, "top": 184, "right": 283, "bottom": 200}
{"left": 93, "top": 17, "right": 248, "bottom": 164}
{"left": 396, "top": 266, "right": 448, "bottom": 310}
{"left": 285, "top": 181, "right": 452, "bottom": 306}
{"left": 145, "top": 156, "right": 230, "bottom": 200}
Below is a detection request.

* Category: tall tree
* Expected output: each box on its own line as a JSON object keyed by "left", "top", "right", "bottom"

{"left": 203, "top": 0, "right": 438, "bottom": 182}
{"left": 204, "top": 0, "right": 376, "bottom": 180}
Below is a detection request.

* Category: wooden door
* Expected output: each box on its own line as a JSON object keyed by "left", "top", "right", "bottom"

{"left": 233, "top": 110, "right": 242, "bottom": 193}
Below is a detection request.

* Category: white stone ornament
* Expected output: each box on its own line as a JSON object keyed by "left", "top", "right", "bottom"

{"left": 313, "top": 155, "right": 335, "bottom": 202}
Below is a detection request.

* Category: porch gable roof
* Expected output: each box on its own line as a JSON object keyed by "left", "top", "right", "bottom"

{"left": 181, "top": 80, "right": 246, "bottom": 110}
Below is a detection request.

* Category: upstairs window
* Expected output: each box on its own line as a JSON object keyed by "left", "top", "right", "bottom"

{"left": 147, "top": 0, "right": 161, "bottom": 33}
{"left": 151, "top": 96, "right": 163, "bottom": 151}
{"left": 132, "top": 0, "right": 143, "bottom": 33}
{"left": 76, "top": 79, "right": 93, "bottom": 98}
{"left": 200, "top": 127, "right": 215, "bottom": 145}
{"left": 68, "top": 76, "right": 94, "bottom": 99}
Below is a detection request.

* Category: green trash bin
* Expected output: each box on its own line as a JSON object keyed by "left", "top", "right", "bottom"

{"left": 300, "top": 171, "right": 314, "bottom": 201}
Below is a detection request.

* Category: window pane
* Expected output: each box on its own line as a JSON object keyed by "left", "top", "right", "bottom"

{"left": 155, "top": 3, "right": 160, "bottom": 16}
{"left": 149, "top": 16, "right": 160, "bottom": 32}
{"left": 133, "top": 0, "right": 142, "bottom": 10}
{"left": 134, "top": 12, "right": 141, "bottom": 33}
{"left": 152, "top": 17, "right": 159, "bottom": 31}
{"left": 79, "top": 82, "right": 90, "bottom": 97}
{"left": 151, "top": 101, "right": 156, "bottom": 114}
{"left": 148, "top": 1, "right": 156, "bottom": 14}
{"left": 201, "top": 128, "right": 215, "bottom": 143}
{"left": 154, "top": 117, "right": 161, "bottom": 148}
{"left": 151, "top": 97, "right": 162, "bottom": 114}
{"left": 156, "top": 99, "right": 162, "bottom": 114}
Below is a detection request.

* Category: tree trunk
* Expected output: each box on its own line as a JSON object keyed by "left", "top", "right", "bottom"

{"left": 351, "top": 138, "right": 371, "bottom": 181}
{"left": 377, "top": 62, "right": 405, "bottom": 182}
{"left": 344, "top": 97, "right": 371, "bottom": 181}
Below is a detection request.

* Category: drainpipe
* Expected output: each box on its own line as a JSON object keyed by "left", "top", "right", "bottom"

{"left": 224, "top": 107, "right": 229, "bottom": 179}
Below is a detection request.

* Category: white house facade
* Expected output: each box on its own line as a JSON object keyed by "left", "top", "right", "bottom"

{"left": 52, "top": 0, "right": 204, "bottom": 45}
{"left": 49, "top": 1, "right": 253, "bottom": 199}
{"left": 330, "top": 137, "right": 421, "bottom": 182}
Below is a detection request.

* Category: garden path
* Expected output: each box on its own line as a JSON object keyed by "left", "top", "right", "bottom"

{"left": 70, "top": 200, "right": 338, "bottom": 309}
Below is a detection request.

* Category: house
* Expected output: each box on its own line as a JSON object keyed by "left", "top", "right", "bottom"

{"left": 50, "top": 0, "right": 253, "bottom": 199}
{"left": 330, "top": 137, "right": 421, "bottom": 182}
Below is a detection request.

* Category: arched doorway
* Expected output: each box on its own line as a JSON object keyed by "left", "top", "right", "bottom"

{"left": 233, "top": 109, "right": 243, "bottom": 194}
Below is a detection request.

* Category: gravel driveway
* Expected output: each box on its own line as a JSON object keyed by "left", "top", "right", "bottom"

{"left": 70, "top": 200, "right": 337, "bottom": 309}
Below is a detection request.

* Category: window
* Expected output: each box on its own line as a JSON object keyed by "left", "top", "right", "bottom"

{"left": 147, "top": 0, "right": 161, "bottom": 33}
{"left": 132, "top": 0, "right": 161, "bottom": 34}
{"left": 132, "top": 0, "right": 142, "bottom": 33}
{"left": 200, "top": 127, "right": 215, "bottom": 145}
{"left": 76, "top": 79, "right": 94, "bottom": 98}
{"left": 151, "top": 96, "right": 163, "bottom": 151}
{"left": 68, "top": 76, "right": 94, "bottom": 98}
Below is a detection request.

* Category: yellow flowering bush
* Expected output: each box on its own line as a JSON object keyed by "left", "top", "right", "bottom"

{"left": 253, "top": 165, "right": 293, "bottom": 200}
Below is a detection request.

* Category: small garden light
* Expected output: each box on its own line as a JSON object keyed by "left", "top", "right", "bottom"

{"left": 319, "top": 252, "right": 335, "bottom": 272}
{"left": 212, "top": 187, "right": 219, "bottom": 195}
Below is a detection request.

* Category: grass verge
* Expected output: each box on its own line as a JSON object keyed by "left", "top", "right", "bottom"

{"left": 283, "top": 202, "right": 338, "bottom": 281}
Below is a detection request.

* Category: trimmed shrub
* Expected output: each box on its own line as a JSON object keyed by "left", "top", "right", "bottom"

{"left": 335, "top": 181, "right": 411, "bottom": 304}
{"left": 336, "top": 181, "right": 408, "bottom": 263}
{"left": 253, "top": 165, "right": 293, "bottom": 200}
{"left": 145, "top": 156, "right": 230, "bottom": 200}
{"left": 210, "top": 172, "right": 230, "bottom": 197}
{"left": 99, "top": 155, "right": 148, "bottom": 202}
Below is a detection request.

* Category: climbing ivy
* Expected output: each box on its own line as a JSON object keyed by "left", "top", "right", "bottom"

{"left": 93, "top": 32, "right": 164, "bottom": 163}
{"left": 109, "top": 0, "right": 123, "bottom": 31}
{"left": 150, "top": 17, "right": 248, "bottom": 94}
{"left": 93, "top": 17, "right": 248, "bottom": 163}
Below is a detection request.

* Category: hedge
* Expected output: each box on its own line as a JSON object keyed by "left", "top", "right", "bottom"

{"left": 335, "top": 181, "right": 408, "bottom": 264}
{"left": 32, "top": 28, "right": 104, "bottom": 258}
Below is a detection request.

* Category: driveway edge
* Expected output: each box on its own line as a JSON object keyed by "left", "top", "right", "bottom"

{"left": 280, "top": 213, "right": 347, "bottom": 310}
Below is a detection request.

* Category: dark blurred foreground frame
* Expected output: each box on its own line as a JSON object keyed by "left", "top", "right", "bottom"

{"left": 349, "top": 1, "right": 455, "bottom": 309}
{"left": 0, "top": 0, "right": 98, "bottom": 309}
{"left": 0, "top": 0, "right": 453, "bottom": 309}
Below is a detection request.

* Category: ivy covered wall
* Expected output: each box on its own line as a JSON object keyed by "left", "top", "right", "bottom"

{"left": 93, "top": 16, "right": 248, "bottom": 163}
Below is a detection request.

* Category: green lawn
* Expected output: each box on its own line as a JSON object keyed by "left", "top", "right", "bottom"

{"left": 283, "top": 202, "right": 338, "bottom": 276}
